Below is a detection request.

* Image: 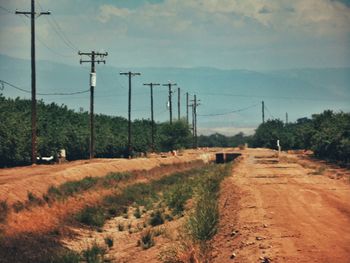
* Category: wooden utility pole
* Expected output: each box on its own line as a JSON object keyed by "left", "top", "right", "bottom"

{"left": 191, "top": 95, "right": 200, "bottom": 148}
{"left": 143, "top": 83, "right": 160, "bottom": 152}
{"left": 186, "top": 92, "right": 189, "bottom": 125}
{"left": 262, "top": 101, "right": 265, "bottom": 123}
{"left": 162, "top": 82, "right": 177, "bottom": 124}
{"left": 79, "top": 51, "right": 108, "bottom": 159}
{"left": 16, "top": 0, "right": 50, "bottom": 164}
{"left": 177, "top": 87, "right": 180, "bottom": 120}
{"left": 120, "top": 71, "right": 141, "bottom": 157}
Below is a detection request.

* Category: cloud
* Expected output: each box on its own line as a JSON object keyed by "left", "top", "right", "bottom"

{"left": 98, "top": 5, "right": 132, "bottom": 23}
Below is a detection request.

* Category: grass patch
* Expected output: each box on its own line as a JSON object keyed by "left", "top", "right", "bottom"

{"left": 138, "top": 229, "right": 155, "bottom": 249}
{"left": 0, "top": 200, "right": 9, "bottom": 223}
{"left": 104, "top": 236, "right": 114, "bottom": 248}
{"left": 149, "top": 210, "right": 164, "bottom": 226}
{"left": 12, "top": 201, "right": 25, "bottom": 213}
{"left": 27, "top": 191, "right": 44, "bottom": 206}
{"left": 82, "top": 244, "right": 106, "bottom": 263}
{"left": 187, "top": 164, "right": 231, "bottom": 242}
{"left": 134, "top": 207, "right": 142, "bottom": 218}
{"left": 76, "top": 165, "right": 217, "bottom": 228}
{"left": 76, "top": 206, "right": 105, "bottom": 228}
{"left": 51, "top": 249, "right": 80, "bottom": 263}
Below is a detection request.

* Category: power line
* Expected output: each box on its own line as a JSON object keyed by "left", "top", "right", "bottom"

{"left": 37, "top": 1, "right": 78, "bottom": 52}
{"left": 0, "top": 79, "right": 89, "bottom": 95}
{"left": 198, "top": 103, "right": 259, "bottom": 117}
{"left": 0, "top": 5, "right": 13, "bottom": 14}
{"left": 200, "top": 92, "right": 349, "bottom": 102}
{"left": 264, "top": 104, "right": 275, "bottom": 119}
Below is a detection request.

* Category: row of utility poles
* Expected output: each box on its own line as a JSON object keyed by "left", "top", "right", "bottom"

{"left": 81, "top": 67, "right": 199, "bottom": 158}
{"left": 17, "top": 0, "right": 200, "bottom": 163}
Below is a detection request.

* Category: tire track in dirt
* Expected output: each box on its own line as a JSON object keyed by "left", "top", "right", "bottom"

{"left": 211, "top": 148, "right": 350, "bottom": 263}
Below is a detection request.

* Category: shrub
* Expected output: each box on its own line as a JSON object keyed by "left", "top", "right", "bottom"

{"left": 82, "top": 244, "right": 105, "bottom": 263}
{"left": 138, "top": 229, "right": 155, "bottom": 249}
{"left": 134, "top": 207, "right": 141, "bottom": 218}
{"left": 118, "top": 223, "right": 124, "bottom": 231}
{"left": 187, "top": 193, "right": 219, "bottom": 241}
{"left": 27, "top": 191, "right": 44, "bottom": 206}
{"left": 104, "top": 236, "right": 114, "bottom": 248}
{"left": 149, "top": 210, "right": 164, "bottom": 226}
{"left": 51, "top": 250, "right": 80, "bottom": 263}
{"left": 76, "top": 206, "right": 105, "bottom": 227}
{"left": 12, "top": 201, "right": 25, "bottom": 212}
{"left": 164, "top": 184, "right": 191, "bottom": 215}
{"left": 0, "top": 200, "right": 9, "bottom": 223}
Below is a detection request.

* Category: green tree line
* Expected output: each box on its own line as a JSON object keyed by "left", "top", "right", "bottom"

{"left": 251, "top": 110, "right": 350, "bottom": 163}
{"left": 0, "top": 95, "right": 191, "bottom": 167}
{"left": 198, "top": 110, "right": 350, "bottom": 164}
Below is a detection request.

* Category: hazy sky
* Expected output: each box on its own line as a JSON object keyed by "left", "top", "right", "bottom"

{"left": 1, "top": 0, "right": 350, "bottom": 70}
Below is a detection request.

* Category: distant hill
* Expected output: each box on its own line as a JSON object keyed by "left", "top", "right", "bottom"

{"left": 1, "top": 54, "right": 349, "bottom": 135}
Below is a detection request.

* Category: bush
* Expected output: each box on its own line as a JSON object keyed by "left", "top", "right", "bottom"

{"left": 138, "top": 229, "right": 155, "bottom": 249}
{"left": 76, "top": 206, "right": 105, "bottom": 227}
{"left": 0, "top": 200, "right": 9, "bottom": 223}
{"left": 82, "top": 244, "right": 105, "bottom": 263}
{"left": 51, "top": 250, "right": 80, "bottom": 263}
{"left": 164, "top": 184, "right": 191, "bottom": 215}
{"left": 104, "top": 236, "right": 113, "bottom": 248}
{"left": 149, "top": 210, "right": 164, "bottom": 226}
{"left": 134, "top": 207, "right": 142, "bottom": 218}
{"left": 12, "top": 201, "right": 25, "bottom": 213}
{"left": 187, "top": 193, "right": 218, "bottom": 241}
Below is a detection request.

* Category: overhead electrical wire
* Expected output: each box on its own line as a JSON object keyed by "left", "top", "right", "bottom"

{"left": 0, "top": 5, "right": 12, "bottom": 14}
{"left": 198, "top": 103, "right": 259, "bottom": 117}
{"left": 200, "top": 92, "right": 349, "bottom": 102}
{"left": 264, "top": 104, "right": 275, "bottom": 119}
{"left": 0, "top": 79, "right": 89, "bottom": 96}
{"left": 37, "top": 1, "right": 79, "bottom": 52}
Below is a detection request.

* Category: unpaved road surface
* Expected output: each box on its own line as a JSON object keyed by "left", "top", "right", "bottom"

{"left": 212, "top": 148, "right": 350, "bottom": 263}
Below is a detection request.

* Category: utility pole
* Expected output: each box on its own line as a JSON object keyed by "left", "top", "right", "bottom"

{"left": 186, "top": 92, "right": 189, "bottom": 125}
{"left": 79, "top": 51, "right": 108, "bottom": 159}
{"left": 177, "top": 87, "right": 181, "bottom": 120}
{"left": 286, "top": 112, "right": 288, "bottom": 125}
{"left": 143, "top": 83, "right": 160, "bottom": 152}
{"left": 120, "top": 71, "right": 141, "bottom": 157}
{"left": 190, "top": 103, "right": 195, "bottom": 148}
{"left": 262, "top": 101, "right": 265, "bottom": 124}
{"left": 16, "top": 0, "right": 50, "bottom": 164}
{"left": 162, "top": 82, "right": 177, "bottom": 124}
{"left": 191, "top": 95, "right": 200, "bottom": 148}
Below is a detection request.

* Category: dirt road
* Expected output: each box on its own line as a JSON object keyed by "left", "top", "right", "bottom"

{"left": 212, "top": 148, "right": 350, "bottom": 263}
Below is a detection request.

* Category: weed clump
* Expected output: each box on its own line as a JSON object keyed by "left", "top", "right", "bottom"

{"left": 27, "top": 191, "right": 44, "bottom": 206}
{"left": 51, "top": 249, "right": 80, "bottom": 263}
{"left": 164, "top": 183, "right": 192, "bottom": 215}
{"left": 0, "top": 200, "right": 9, "bottom": 223}
{"left": 134, "top": 207, "right": 142, "bottom": 218}
{"left": 82, "top": 244, "right": 106, "bottom": 263}
{"left": 76, "top": 206, "right": 105, "bottom": 228}
{"left": 149, "top": 210, "right": 164, "bottom": 226}
{"left": 12, "top": 201, "right": 25, "bottom": 213}
{"left": 104, "top": 236, "right": 114, "bottom": 248}
{"left": 138, "top": 229, "right": 155, "bottom": 249}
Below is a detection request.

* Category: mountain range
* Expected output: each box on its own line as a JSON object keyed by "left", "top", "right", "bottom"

{"left": 1, "top": 54, "right": 349, "bottom": 135}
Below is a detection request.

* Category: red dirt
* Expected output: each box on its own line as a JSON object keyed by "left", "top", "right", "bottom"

{"left": 211, "top": 148, "right": 350, "bottom": 263}
{"left": 0, "top": 149, "right": 214, "bottom": 205}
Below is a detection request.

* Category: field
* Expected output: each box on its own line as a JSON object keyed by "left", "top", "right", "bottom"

{"left": 0, "top": 148, "right": 349, "bottom": 262}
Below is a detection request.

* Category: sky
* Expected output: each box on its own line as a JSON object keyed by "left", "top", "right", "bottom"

{"left": 0, "top": 0, "right": 350, "bottom": 136}
{"left": 0, "top": 0, "right": 350, "bottom": 70}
